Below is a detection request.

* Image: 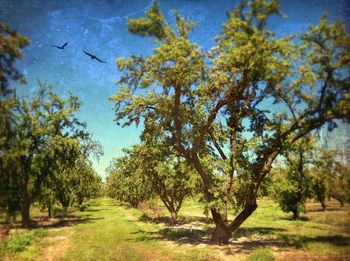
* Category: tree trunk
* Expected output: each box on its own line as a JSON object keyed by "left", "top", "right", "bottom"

{"left": 211, "top": 217, "right": 232, "bottom": 244}
{"left": 21, "top": 189, "right": 31, "bottom": 228}
{"left": 48, "top": 204, "right": 52, "bottom": 218}
{"left": 292, "top": 209, "right": 299, "bottom": 219}
{"left": 211, "top": 184, "right": 258, "bottom": 244}
{"left": 170, "top": 211, "right": 178, "bottom": 224}
{"left": 335, "top": 197, "right": 344, "bottom": 207}
{"left": 321, "top": 200, "right": 326, "bottom": 211}
{"left": 220, "top": 204, "right": 228, "bottom": 223}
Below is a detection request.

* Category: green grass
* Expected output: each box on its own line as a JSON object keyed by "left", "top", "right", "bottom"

{"left": 1, "top": 197, "right": 349, "bottom": 260}
{"left": 62, "top": 198, "right": 213, "bottom": 261}
{"left": 248, "top": 248, "right": 275, "bottom": 261}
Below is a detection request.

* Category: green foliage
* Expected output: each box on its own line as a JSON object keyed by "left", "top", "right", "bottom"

{"left": 111, "top": 0, "right": 350, "bottom": 241}
{"left": 0, "top": 23, "right": 30, "bottom": 96}
{"left": 128, "top": 1, "right": 167, "bottom": 40}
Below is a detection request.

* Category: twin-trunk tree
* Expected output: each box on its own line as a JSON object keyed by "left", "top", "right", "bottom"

{"left": 111, "top": 0, "right": 350, "bottom": 244}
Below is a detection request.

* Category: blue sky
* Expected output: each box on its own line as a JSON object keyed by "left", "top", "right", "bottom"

{"left": 1, "top": 0, "right": 349, "bottom": 178}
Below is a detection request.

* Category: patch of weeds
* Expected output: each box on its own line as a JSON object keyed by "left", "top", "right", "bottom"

{"left": 248, "top": 248, "right": 275, "bottom": 261}
{"left": 0, "top": 228, "right": 48, "bottom": 258}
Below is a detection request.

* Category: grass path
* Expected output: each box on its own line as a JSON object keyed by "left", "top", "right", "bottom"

{"left": 39, "top": 198, "right": 212, "bottom": 261}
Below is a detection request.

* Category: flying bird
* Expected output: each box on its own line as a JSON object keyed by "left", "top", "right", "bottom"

{"left": 51, "top": 42, "right": 68, "bottom": 49}
{"left": 83, "top": 50, "right": 107, "bottom": 63}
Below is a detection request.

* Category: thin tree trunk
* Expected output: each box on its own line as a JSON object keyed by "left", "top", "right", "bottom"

{"left": 292, "top": 209, "right": 299, "bottom": 219}
{"left": 48, "top": 204, "right": 52, "bottom": 218}
{"left": 21, "top": 189, "right": 31, "bottom": 228}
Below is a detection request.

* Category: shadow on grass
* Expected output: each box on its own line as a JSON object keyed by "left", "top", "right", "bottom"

{"left": 10, "top": 214, "right": 105, "bottom": 230}
{"left": 279, "top": 234, "right": 350, "bottom": 248}
{"left": 130, "top": 226, "right": 212, "bottom": 245}
{"left": 232, "top": 227, "right": 286, "bottom": 238}
{"left": 130, "top": 225, "right": 287, "bottom": 246}
{"left": 131, "top": 217, "right": 350, "bottom": 254}
{"left": 307, "top": 207, "right": 343, "bottom": 212}
{"left": 83, "top": 208, "right": 108, "bottom": 212}
{"left": 138, "top": 213, "right": 212, "bottom": 226}
{"left": 280, "top": 216, "right": 310, "bottom": 221}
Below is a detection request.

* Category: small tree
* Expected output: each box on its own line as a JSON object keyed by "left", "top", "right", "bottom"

{"left": 39, "top": 138, "right": 103, "bottom": 215}
{"left": 311, "top": 149, "right": 350, "bottom": 209}
{"left": 271, "top": 137, "right": 314, "bottom": 219}
{"left": 106, "top": 153, "right": 154, "bottom": 208}
{"left": 106, "top": 142, "right": 199, "bottom": 223}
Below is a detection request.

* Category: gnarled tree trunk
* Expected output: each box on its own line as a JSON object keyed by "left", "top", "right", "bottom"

{"left": 210, "top": 183, "right": 258, "bottom": 244}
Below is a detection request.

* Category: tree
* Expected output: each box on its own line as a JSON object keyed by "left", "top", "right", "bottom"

{"left": 111, "top": 0, "right": 350, "bottom": 243}
{"left": 311, "top": 149, "right": 350, "bottom": 209}
{"left": 49, "top": 137, "right": 103, "bottom": 213}
{"left": 1, "top": 85, "right": 87, "bottom": 227}
{"left": 271, "top": 137, "right": 314, "bottom": 219}
{"left": 106, "top": 142, "right": 199, "bottom": 223}
{"left": 0, "top": 24, "right": 29, "bottom": 221}
{"left": 106, "top": 151, "right": 154, "bottom": 208}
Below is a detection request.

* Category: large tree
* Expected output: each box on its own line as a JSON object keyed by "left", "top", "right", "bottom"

{"left": 111, "top": 1, "right": 350, "bottom": 243}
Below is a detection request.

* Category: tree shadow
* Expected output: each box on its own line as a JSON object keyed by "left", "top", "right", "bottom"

{"left": 129, "top": 226, "right": 212, "bottom": 245}
{"left": 83, "top": 208, "right": 108, "bottom": 212}
{"left": 138, "top": 213, "right": 212, "bottom": 226}
{"left": 130, "top": 218, "right": 350, "bottom": 254}
{"left": 280, "top": 216, "right": 310, "bottom": 221}
{"left": 9, "top": 214, "right": 105, "bottom": 229}
{"left": 32, "top": 216, "right": 105, "bottom": 229}
{"left": 232, "top": 227, "right": 286, "bottom": 238}
{"left": 307, "top": 207, "right": 343, "bottom": 213}
{"left": 130, "top": 225, "right": 288, "bottom": 247}
{"left": 278, "top": 234, "right": 350, "bottom": 248}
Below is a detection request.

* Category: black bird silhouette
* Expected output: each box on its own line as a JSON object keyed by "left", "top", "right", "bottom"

{"left": 83, "top": 50, "right": 107, "bottom": 63}
{"left": 51, "top": 42, "right": 68, "bottom": 49}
